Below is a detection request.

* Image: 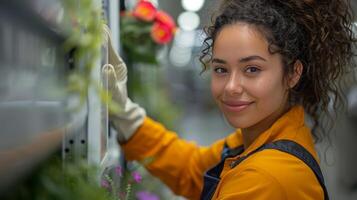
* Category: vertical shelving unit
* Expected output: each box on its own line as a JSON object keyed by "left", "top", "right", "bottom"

{"left": 0, "top": 0, "right": 122, "bottom": 195}
{"left": 0, "top": 0, "right": 70, "bottom": 192}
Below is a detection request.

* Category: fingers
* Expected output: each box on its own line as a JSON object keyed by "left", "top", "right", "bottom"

{"left": 102, "top": 25, "right": 127, "bottom": 84}
{"left": 108, "top": 38, "right": 126, "bottom": 74}
{"left": 103, "top": 24, "right": 124, "bottom": 65}
{"left": 102, "top": 64, "right": 117, "bottom": 90}
{"left": 102, "top": 64, "right": 116, "bottom": 76}
{"left": 102, "top": 24, "right": 111, "bottom": 44}
{"left": 112, "top": 62, "right": 127, "bottom": 81}
{"left": 102, "top": 63, "right": 127, "bottom": 86}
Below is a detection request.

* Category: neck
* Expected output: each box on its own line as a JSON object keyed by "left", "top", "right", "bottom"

{"left": 242, "top": 103, "right": 290, "bottom": 149}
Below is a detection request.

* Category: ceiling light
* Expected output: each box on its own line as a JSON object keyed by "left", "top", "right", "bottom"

{"left": 178, "top": 11, "right": 200, "bottom": 31}
{"left": 181, "top": 0, "right": 205, "bottom": 12}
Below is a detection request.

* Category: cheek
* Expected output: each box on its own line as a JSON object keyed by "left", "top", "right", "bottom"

{"left": 211, "top": 77, "right": 225, "bottom": 98}
{"left": 250, "top": 74, "right": 287, "bottom": 106}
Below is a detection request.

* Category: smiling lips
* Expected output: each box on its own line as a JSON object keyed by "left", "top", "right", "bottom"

{"left": 222, "top": 100, "right": 253, "bottom": 112}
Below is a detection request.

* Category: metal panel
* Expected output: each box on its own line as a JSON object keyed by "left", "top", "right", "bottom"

{"left": 0, "top": 0, "right": 70, "bottom": 191}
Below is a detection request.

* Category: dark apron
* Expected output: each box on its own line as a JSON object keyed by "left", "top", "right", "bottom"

{"left": 200, "top": 140, "right": 329, "bottom": 200}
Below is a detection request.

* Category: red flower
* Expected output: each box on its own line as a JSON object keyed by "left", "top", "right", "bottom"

{"left": 150, "top": 22, "right": 174, "bottom": 44}
{"left": 150, "top": 10, "right": 176, "bottom": 44}
{"left": 154, "top": 10, "right": 176, "bottom": 30}
{"left": 133, "top": 0, "right": 157, "bottom": 22}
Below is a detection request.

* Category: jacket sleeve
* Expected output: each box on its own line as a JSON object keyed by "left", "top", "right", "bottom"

{"left": 121, "top": 117, "right": 226, "bottom": 199}
{"left": 215, "top": 165, "right": 287, "bottom": 200}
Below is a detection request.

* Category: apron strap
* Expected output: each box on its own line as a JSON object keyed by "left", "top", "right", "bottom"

{"left": 201, "top": 140, "right": 329, "bottom": 200}
{"left": 230, "top": 140, "right": 329, "bottom": 200}
{"left": 200, "top": 142, "right": 244, "bottom": 200}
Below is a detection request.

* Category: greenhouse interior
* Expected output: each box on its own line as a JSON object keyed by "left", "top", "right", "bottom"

{"left": 1, "top": 0, "right": 357, "bottom": 199}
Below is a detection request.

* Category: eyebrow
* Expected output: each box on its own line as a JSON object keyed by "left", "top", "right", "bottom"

{"left": 211, "top": 55, "right": 267, "bottom": 64}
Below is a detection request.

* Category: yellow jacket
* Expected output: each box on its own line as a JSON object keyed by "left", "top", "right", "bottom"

{"left": 122, "top": 106, "right": 324, "bottom": 199}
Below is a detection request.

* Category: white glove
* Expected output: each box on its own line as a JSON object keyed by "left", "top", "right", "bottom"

{"left": 102, "top": 25, "right": 146, "bottom": 142}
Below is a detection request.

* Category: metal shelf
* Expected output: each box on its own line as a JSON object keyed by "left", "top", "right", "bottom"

{"left": 0, "top": 0, "right": 72, "bottom": 192}
{"left": 0, "top": 0, "right": 123, "bottom": 194}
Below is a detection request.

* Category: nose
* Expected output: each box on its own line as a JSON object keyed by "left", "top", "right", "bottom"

{"left": 225, "top": 71, "right": 244, "bottom": 96}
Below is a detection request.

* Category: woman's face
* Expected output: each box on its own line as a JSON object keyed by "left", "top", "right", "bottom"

{"left": 211, "top": 23, "right": 290, "bottom": 129}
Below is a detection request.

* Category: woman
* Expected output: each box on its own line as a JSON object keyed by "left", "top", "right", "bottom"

{"left": 103, "top": 0, "right": 356, "bottom": 199}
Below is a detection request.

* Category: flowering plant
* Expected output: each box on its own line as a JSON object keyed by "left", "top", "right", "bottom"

{"left": 4, "top": 156, "right": 160, "bottom": 200}
{"left": 101, "top": 161, "right": 160, "bottom": 200}
{"left": 120, "top": 0, "right": 176, "bottom": 64}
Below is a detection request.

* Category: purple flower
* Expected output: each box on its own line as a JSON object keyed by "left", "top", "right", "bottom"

{"left": 135, "top": 191, "right": 160, "bottom": 200}
{"left": 101, "top": 179, "right": 110, "bottom": 189}
{"left": 115, "top": 165, "right": 122, "bottom": 176}
{"left": 132, "top": 171, "right": 142, "bottom": 183}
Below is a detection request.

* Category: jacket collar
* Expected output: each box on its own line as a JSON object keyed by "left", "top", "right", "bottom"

{"left": 234, "top": 105, "right": 307, "bottom": 157}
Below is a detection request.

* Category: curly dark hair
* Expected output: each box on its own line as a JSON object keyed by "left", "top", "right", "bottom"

{"left": 200, "top": 0, "right": 357, "bottom": 142}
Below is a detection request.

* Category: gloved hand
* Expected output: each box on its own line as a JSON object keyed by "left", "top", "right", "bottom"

{"left": 102, "top": 25, "right": 146, "bottom": 142}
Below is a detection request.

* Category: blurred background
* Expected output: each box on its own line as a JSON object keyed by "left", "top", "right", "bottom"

{"left": 0, "top": 0, "right": 357, "bottom": 199}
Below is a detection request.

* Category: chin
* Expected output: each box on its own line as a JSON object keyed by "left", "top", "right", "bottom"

{"left": 224, "top": 115, "right": 253, "bottom": 129}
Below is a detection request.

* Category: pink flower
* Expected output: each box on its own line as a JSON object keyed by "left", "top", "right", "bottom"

{"left": 101, "top": 179, "right": 110, "bottom": 189}
{"left": 132, "top": 171, "right": 142, "bottom": 183}
{"left": 133, "top": 0, "right": 157, "bottom": 22}
{"left": 136, "top": 191, "right": 160, "bottom": 200}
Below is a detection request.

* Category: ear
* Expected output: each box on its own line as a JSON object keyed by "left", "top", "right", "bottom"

{"left": 288, "top": 60, "right": 303, "bottom": 89}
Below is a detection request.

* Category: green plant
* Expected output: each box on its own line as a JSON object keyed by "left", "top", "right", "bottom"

{"left": 120, "top": 0, "right": 176, "bottom": 65}
{"left": 3, "top": 155, "right": 161, "bottom": 200}
{"left": 3, "top": 156, "right": 110, "bottom": 200}
{"left": 100, "top": 157, "right": 161, "bottom": 200}
{"left": 63, "top": 0, "right": 120, "bottom": 113}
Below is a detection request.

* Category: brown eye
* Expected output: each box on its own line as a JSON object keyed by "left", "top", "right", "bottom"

{"left": 245, "top": 66, "right": 260, "bottom": 74}
{"left": 214, "top": 67, "right": 228, "bottom": 74}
